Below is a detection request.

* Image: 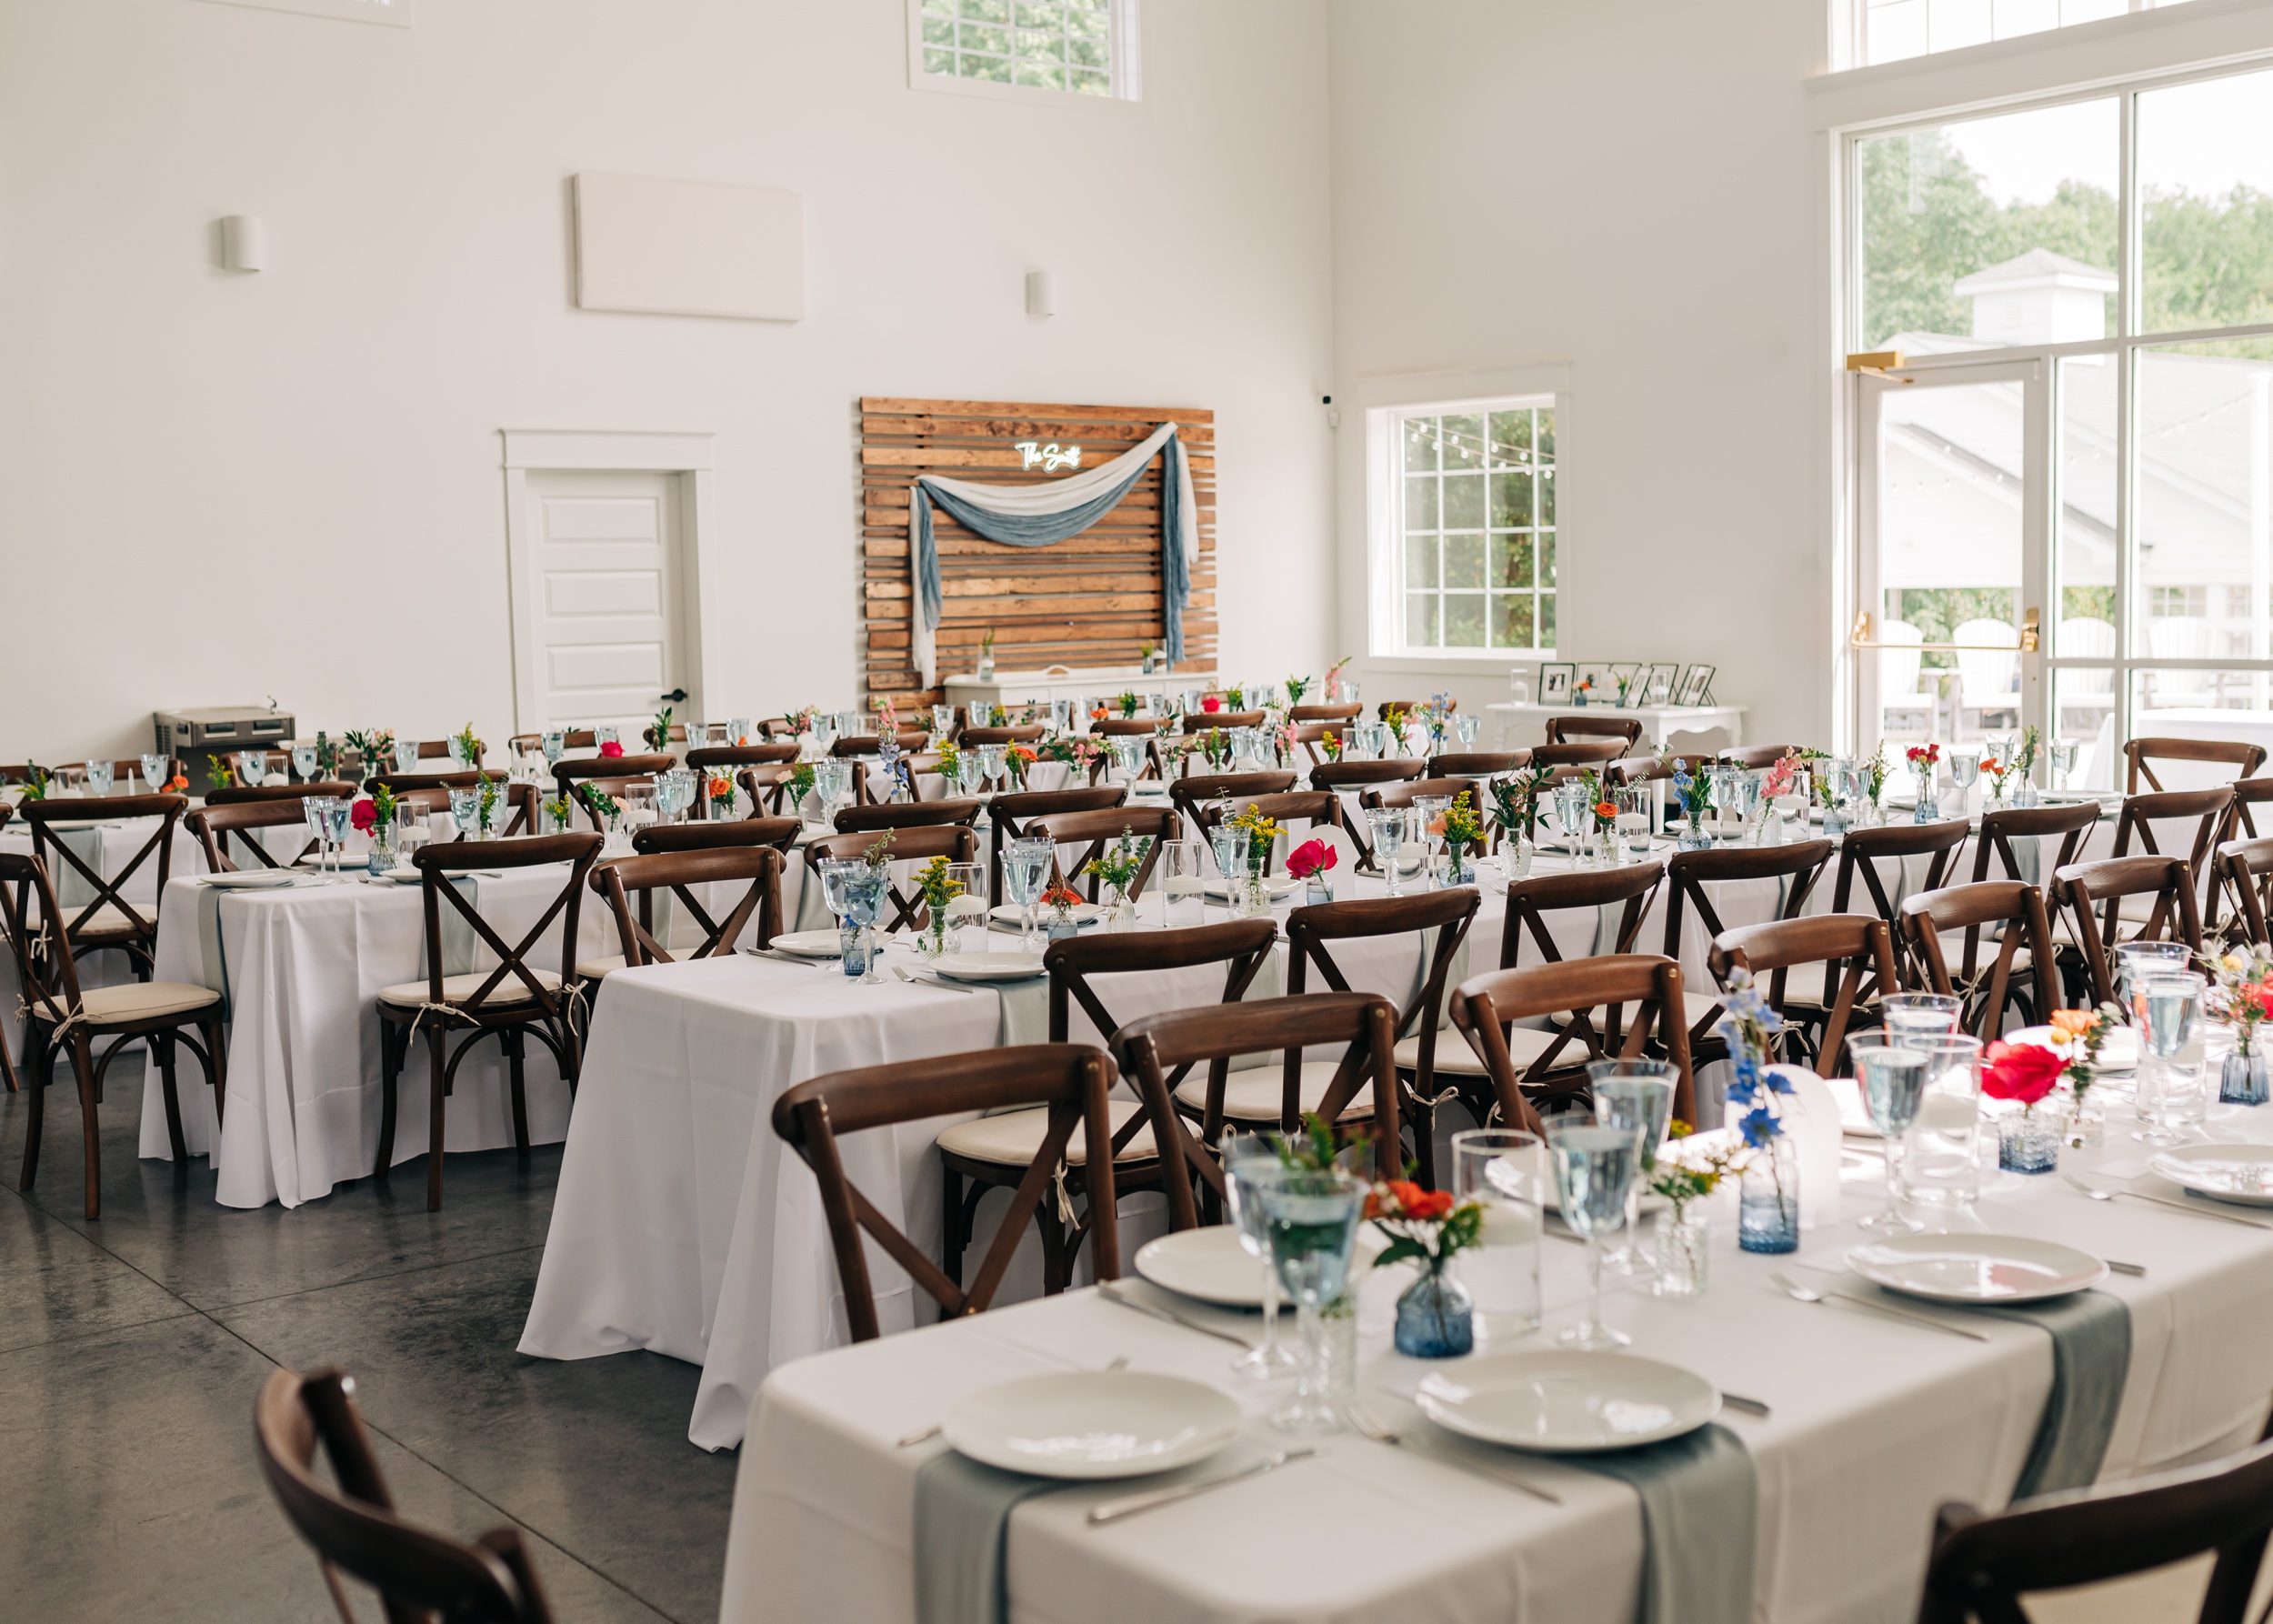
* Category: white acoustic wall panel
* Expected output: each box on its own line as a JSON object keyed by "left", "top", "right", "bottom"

{"left": 195, "top": 0, "right": 413, "bottom": 26}
{"left": 574, "top": 173, "right": 806, "bottom": 323}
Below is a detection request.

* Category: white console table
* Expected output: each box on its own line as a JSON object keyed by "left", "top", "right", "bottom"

{"left": 1486, "top": 700, "right": 1748, "bottom": 752}
{"left": 944, "top": 665, "right": 1217, "bottom": 716}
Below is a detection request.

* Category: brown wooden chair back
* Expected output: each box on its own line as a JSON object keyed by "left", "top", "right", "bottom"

{"left": 987, "top": 786, "right": 1128, "bottom": 904}
{"left": 1183, "top": 710, "right": 1266, "bottom": 731}
{"left": 633, "top": 817, "right": 800, "bottom": 857}
{"left": 2113, "top": 787, "right": 2234, "bottom": 887}
{"left": 408, "top": 834, "right": 603, "bottom": 1029}
{"left": 364, "top": 770, "right": 480, "bottom": 797}
{"left": 1708, "top": 914, "right": 1898, "bottom": 1074}
{"left": 2124, "top": 736, "right": 2268, "bottom": 794}
{"left": 1968, "top": 800, "right": 2103, "bottom": 883}
{"left": 832, "top": 798, "right": 982, "bottom": 834}
{"left": 1531, "top": 740, "right": 1627, "bottom": 769}
{"left": 806, "top": 825, "right": 979, "bottom": 932}
{"left": 1189, "top": 793, "right": 1344, "bottom": 864}
{"left": 1663, "top": 840, "right": 1834, "bottom": 1046}
{"left": 1091, "top": 717, "right": 1166, "bottom": 737}
{"left": 1722, "top": 745, "right": 1803, "bottom": 769}
{"left": 187, "top": 799, "right": 321, "bottom": 872}
{"left": 1900, "top": 881, "right": 2061, "bottom": 1040}
{"left": 2222, "top": 775, "right": 2273, "bottom": 841}
{"left": 1428, "top": 751, "right": 1528, "bottom": 777}
{"left": 2218, "top": 837, "right": 2273, "bottom": 948}
{"left": 1613, "top": 754, "right": 1675, "bottom": 784}
{"left": 19, "top": 794, "right": 187, "bottom": 961}
{"left": 1288, "top": 703, "right": 1363, "bottom": 723}
{"left": 592, "top": 847, "right": 781, "bottom": 966}
{"left": 1290, "top": 722, "right": 1348, "bottom": 771}
{"left": 2054, "top": 855, "right": 2205, "bottom": 1005}
{"left": 1024, "top": 807, "right": 1178, "bottom": 901}
{"left": 736, "top": 763, "right": 805, "bottom": 819}
{"left": 685, "top": 743, "right": 799, "bottom": 773}
{"left": 255, "top": 1366, "right": 557, "bottom": 1624}
{"left": 1452, "top": 956, "right": 1697, "bottom": 1134}
{"left": 1917, "top": 1435, "right": 2273, "bottom": 1624}
{"left": 551, "top": 754, "right": 675, "bottom": 800}
{"left": 774, "top": 1044, "right": 1122, "bottom": 1339}
{"left": 1828, "top": 819, "right": 1971, "bottom": 986}
{"left": 1543, "top": 715, "right": 1643, "bottom": 748}
{"left": 1114, "top": 991, "right": 1397, "bottom": 1226}
{"left": 1168, "top": 771, "right": 1297, "bottom": 829}
{"left": 204, "top": 778, "right": 356, "bottom": 807}
{"left": 956, "top": 726, "right": 1046, "bottom": 747}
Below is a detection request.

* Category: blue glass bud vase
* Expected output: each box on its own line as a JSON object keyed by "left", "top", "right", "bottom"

{"left": 1998, "top": 1108, "right": 2063, "bottom": 1174}
{"left": 2221, "top": 1050, "right": 2271, "bottom": 1107}
{"left": 1737, "top": 1139, "right": 1800, "bottom": 1253}
{"left": 1393, "top": 1269, "right": 1474, "bottom": 1358}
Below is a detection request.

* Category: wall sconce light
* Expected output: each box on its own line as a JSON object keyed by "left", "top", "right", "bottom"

{"left": 1025, "top": 270, "right": 1055, "bottom": 317}
{"left": 220, "top": 216, "right": 266, "bottom": 272}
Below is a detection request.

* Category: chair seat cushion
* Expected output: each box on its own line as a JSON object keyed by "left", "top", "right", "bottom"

{"left": 1932, "top": 929, "right": 2034, "bottom": 975}
{"left": 1393, "top": 1024, "right": 1567, "bottom": 1076}
{"left": 1553, "top": 989, "right": 1720, "bottom": 1032}
{"left": 60, "top": 902, "right": 146, "bottom": 938}
{"left": 1177, "top": 1058, "right": 1376, "bottom": 1123}
{"left": 935, "top": 1098, "right": 1156, "bottom": 1166}
{"left": 575, "top": 955, "right": 628, "bottom": 980}
{"left": 75, "top": 981, "right": 222, "bottom": 1024}
{"left": 376, "top": 968, "right": 562, "bottom": 1007}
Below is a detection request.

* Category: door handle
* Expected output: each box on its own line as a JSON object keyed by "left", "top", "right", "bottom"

{"left": 660, "top": 688, "right": 688, "bottom": 704}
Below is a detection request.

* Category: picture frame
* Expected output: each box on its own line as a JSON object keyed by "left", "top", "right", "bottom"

{"left": 1574, "top": 661, "right": 1614, "bottom": 698}
{"left": 1676, "top": 664, "right": 1717, "bottom": 707}
{"left": 1537, "top": 663, "right": 1575, "bottom": 704}
{"left": 1646, "top": 662, "right": 1681, "bottom": 705}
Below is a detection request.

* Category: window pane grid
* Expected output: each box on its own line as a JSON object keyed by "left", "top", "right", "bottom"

{"left": 924, "top": 0, "right": 1116, "bottom": 95}
{"left": 1395, "top": 403, "right": 1557, "bottom": 653}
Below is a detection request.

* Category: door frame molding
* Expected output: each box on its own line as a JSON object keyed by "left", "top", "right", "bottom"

{"left": 499, "top": 429, "right": 718, "bottom": 736}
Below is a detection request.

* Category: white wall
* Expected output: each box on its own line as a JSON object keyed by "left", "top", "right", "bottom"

{"left": 0, "top": 0, "right": 1336, "bottom": 764}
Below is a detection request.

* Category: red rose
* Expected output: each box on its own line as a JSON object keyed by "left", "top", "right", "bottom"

{"left": 1982, "top": 1040, "right": 2066, "bottom": 1107}
{"left": 1287, "top": 837, "right": 1337, "bottom": 878}
{"left": 350, "top": 798, "right": 377, "bottom": 834}
{"left": 598, "top": 740, "right": 624, "bottom": 759}
{"left": 1201, "top": 695, "right": 1222, "bottom": 713}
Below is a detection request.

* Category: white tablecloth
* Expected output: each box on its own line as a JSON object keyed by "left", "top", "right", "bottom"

{"left": 720, "top": 1106, "right": 2273, "bottom": 1624}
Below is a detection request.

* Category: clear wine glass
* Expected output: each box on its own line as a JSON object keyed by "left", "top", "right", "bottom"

{"left": 976, "top": 743, "right": 1008, "bottom": 799}
{"left": 931, "top": 704, "right": 956, "bottom": 740}
{"left": 1588, "top": 1061, "right": 1673, "bottom": 1277}
{"left": 324, "top": 798, "right": 351, "bottom": 870}
{"left": 541, "top": 730, "right": 566, "bottom": 766}
{"left": 1546, "top": 1115, "right": 1637, "bottom": 1349}
{"left": 1159, "top": 838, "right": 1207, "bottom": 928}
{"left": 1260, "top": 1167, "right": 1364, "bottom": 1433}
{"left": 302, "top": 797, "right": 335, "bottom": 882}
{"left": 85, "top": 760, "right": 114, "bottom": 798}
{"left": 394, "top": 739, "right": 421, "bottom": 774}
{"left": 1412, "top": 795, "right": 1452, "bottom": 886}
{"left": 1847, "top": 1032, "right": 1928, "bottom": 1233}
{"left": 291, "top": 745, "right": 317, "bottom": 783}
{"left": 1223, "top": 1137, "right": 1300, "bottom": 1379}
{"left": 1949, "top": 747, "right": 1982, "bottom": 801}
{"left": 235, "top": 750, "right": 267, "bottom": 787}
{"left": 1003, "top": 838, "right": 1052, "bottom": 951}
{"left": 844, "top": 867, "right": 887, "bottom": 984}
{"left": 2051, "top": 737, "right": 2079, "bottom": 791}
{"left": 1366, "top": 808, "right": 1406, "bottom": 897}
{"left": 141, "top": 752, "right": 169, "bottom": 793}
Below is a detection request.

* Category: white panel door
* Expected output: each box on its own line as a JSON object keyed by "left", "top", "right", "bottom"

{"left": 526, "top": 469, "right": 687, "bottom": 734}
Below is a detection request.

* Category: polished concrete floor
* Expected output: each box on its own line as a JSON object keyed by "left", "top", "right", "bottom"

{"left": 0, "top": 1058, "right": 736, "bottom": 1623}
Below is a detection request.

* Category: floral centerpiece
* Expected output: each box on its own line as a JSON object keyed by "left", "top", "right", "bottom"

{"left": 2012, "top": 724, "right": 2043, "bottom": 806}
{"left": 1042, "top": 877, "right": 1083, "bottom": 940}
{"left": 977, "top": 627, "right": 996, "bottom": 677}
{"left": 452, "top": 722, "right": 484, "bottom": 770}
{"left": 1981, "top": 748, "right": 2018, "bottom": 807}
{"left": 343, "top": 728, "right": 394, "bottom": 782}
{"left": 543, "top": 789, "right": 574, "bottom": 834}
{"left": 707, "top": 773, "right": 736, "bottom": 817}
{"left": 1318, "top": 728, "right": 1344, "bottom": 762}
{"left": 1006, "top": 742, "right": 1037, "bottom": 788}
{"left": 1647, "top": 1121, "right": 1742, "bottom": 1295}
{"left": 1285, "top": 674, "right": 1311, "bottom": 706}
{"left": 1574, "top": 676, "right": 1594, "bottom": 707}
{"left": 1720, "top": 970, "right": 1799, "bottom": 1252}
{"left": 1490, "top": 766, "right": 1550, "bottom": 872}
{"left": 1906, "top": 742, "right": 1941, "bottom": 822}
{"left": 1864, "top": 742, "right": 1890, "bottom": 823}
{"left": 1224, "top": 686, "right": 1247, "bottom": 711}
{"left": 786, "top": 761, "right": 817, "bottom": 820}
{"left": 1325, "top": 656, "right": 1353, "bottom": 701}
{"left": 1430, "top": 790, "right": 1483, "bottom": 885}
{"left": 1037, "top": 735, "right": 1099, "bottom": 775}
{"left": 1139, "top": 638, "right": 1159, "bottom": 676}
{"left": 1287, "top": 836, "right": 1338, "bottom": 904}
{"left": 1381, "top": 703, "right": 1409, "bottom": 748}
{"left": 1614, "top": 670, "right": 1636, "bottom": 707}
{"left": 1194, "top": 728, "right": 1232, "bottom": 771}
{"left": 580, "top": 783, "right": 622, "bottom": 831}
{"left": 2202, "top": 948, "right": 2273, "bottom": 1105}
{"left": 1116, "top": 691, "right": 1142, "bottom": 718}
{"left": 203, "top": 754, "right": 235, "bottom": 792}
{"left": 1228, "top": 804, "right": 1280, "bottom": 910}
{"left": 1081, "top": 826, "right": 1151, "bottom": 929}
{"left": 1981, "top": 1037, "right": 2072, "bottom": 1173}
{"left": 1667, "top": 756, "right": 1715, "bottom": 849}
{"left": 1367, "top": 1177, "right": 1484, "bottom": 1357}
{"left": 913, "top": 855, "right": 966, "bottom": 957}
{"left": 645, "top": 707, "right": 674, "bottom": 752}
{"left": 350, "top": 782, "right": 400, "bottom": 872}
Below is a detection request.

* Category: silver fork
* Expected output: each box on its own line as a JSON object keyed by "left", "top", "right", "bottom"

{"left": 1770, "top": 1271, "right": 1990, "bottom": 1341}
{"left": 1344, "top": 1403, "right": 1564, "bottom": 1504}
{"left": 896, "top": 1356, "right": 1130, "bottom": 1449}
{"left": 2063, "top": 1171, "right": 2273, "bottom": 1230}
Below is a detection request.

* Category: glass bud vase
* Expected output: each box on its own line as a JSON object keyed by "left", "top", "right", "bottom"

{"left": 1738, "top": 1138, "right": 1800, "bottom": 1254}
{"left": 2221, "top": 1049, "right": 2272, "bottom": 1107}
{"left": 1446, "top": 848, "right": 1470, "bottom": 887}
{"left": 1653, "top": 1209, "right": 1708, "bottom": 1297}
{"left": 917, "top": 916, "right": 949, "bottom": 959}
{"left": 1392, "top": 1269, "right": 1474, "bottom": 1358}
{"left": 1998, "top": 1106, "right": 2063, "bottom": 1174}
{"left": 366, "top": 830, "right": 396, "bottom": 877}
{"left": 1507, "top": 837, "right": 1534, "bottom": 878}
{"left": 1103, "top": 886, "right": 1136, "bottom": 933}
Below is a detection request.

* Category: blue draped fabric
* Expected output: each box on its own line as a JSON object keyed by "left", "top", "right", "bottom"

{"left": 913, "top": 429, "right": 1190, "bottom": 667}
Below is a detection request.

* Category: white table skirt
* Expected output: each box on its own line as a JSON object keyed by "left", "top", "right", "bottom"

{"left": 719, "top": 1104, "right": 2273, "bottom": 1624}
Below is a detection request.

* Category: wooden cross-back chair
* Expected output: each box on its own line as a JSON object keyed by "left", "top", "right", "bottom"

{"left": 1116, "top": 991, "right": 1400, "bottom": 1228}
{"left": 1022, "top": 807, "right": 1177, "bottom": 904}
{"left": 1427, "top": 750, "right": 1528, "bottom": 779}
{"left": 1188, "top": 792, "right": 1345, "bottom": 873}
{"left": 737, "top": 763, "right": 806, "bottom": 820}
{"left": 2053, "top": 855, "right": 2204, "bottom": 1007}
{"left": 2204, "top": 779, "right": 2273, "bottom": 937}
{"left": 2123, "top": 736, "right": 2268, "bottom": 795}
{"left": 832, "top": 798, "right": 982, "bottom": 836}
{"left": 1968, "top": 801, "right": 2103, "bottom": 883}
{"left": 1531, "top": 740, "right": 1628, "bottom": 770}
{"left": 1461, "top": 863, "right": 1667, "bottom": 1124}
{"left": 2217, "top": 837, "right": 2273, "bottom": 949}
{"left": 0, "top": 851, "right": 225, "bottom": 1216}
{"left": 1452, "top": 956, "right": 1697, "bottom": 1138}
{"left": 986, "top": 786, "right": 1127, "bottom": 905}
{"left": 1290, "top": 722, "right": 1348, "bottom": 771}
{"left": 1168, "top": 771, "right": 1296, "bottom": 836}
{"left": 956, "top": 726, "right": 1046, "bottom": 748}
{"left": 1614, "top": 755, "right": 1676, "bottom": 785}
{"left": 633, "top": 817, "right": 800, "bottom": 857}
{"left": 1265, "top": 891, "right": 1479, "bottom": 1188}
{"left": 784, "top": 1045, "right": 1123, "bottom": 1337}
{"left": 2114, "top": 787, "right": 2236, "bottom": 903}
{"left": 1543, "top": 715, "right": 1643, "bottom": 749}
{"left": 1821, "top": 818, "right": 1971, "bottom": 993}
{"left": 933, "top": 922, "right": 1279, "bottom": 1291}
{"left": 255, "top": 1366, "right": 559, "bottom": 1624}
{"left": 685, "top": 744, "right": 799, "bottom": 817}
{"left": 1660, "top": 840, "right": 1835, "bottom": 1058}
{"left": 1900, "top": 881, "right": 2061, "bottom": 1041}
{"left": 1288, "top": 703, "right": 1363, "bottom": 724}
{"left": 590, "top": 846, "right": 781, "bottom": 972}
{"left": 187, "top": 800, "right": 323, "bottom": 872}
{"left": 1707, "top": 914, "right": 1899, "bottom": 1075}
{"left": 18, "top": 793, "right": 188, "bottom": 981}
{"left": 550, "top": 754, "right": 675, "bottom": 804}
{"left": 805, "top": 825, "right": 978, "bottom": 933}
{"left": 2220, "top": 775, "right": 2273, "bottom": 842}
{"left": 1183, "top": 709, "right": 1266, "bottom": 732}
{"left": 1088, "top": 717, "right": 1167, "bottom": 781}
{"left": 1308, "top": 760, "right": 1428, "bottom": 873}
{"left": 1721, "top": 745, "right": 1804, "bottom": 770}
{"left": 203, "top": 778, "right": 356, "bottom": 807}
{"left": 1917, "top": 1435, "right": 2273, "bottom": 1624}
{"left": 363, "top": 770, "right": 481, "bottom": 797}
{"left": 374, "top": 832, "right": 603, "bottom": 1211}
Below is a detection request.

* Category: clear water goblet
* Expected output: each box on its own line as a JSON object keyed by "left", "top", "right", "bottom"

{"left": 976, "top": 743, "right": 1008, "bottom": 798}
{"left": 1366, "top": 807, "right": 1407, "bottom": 897}
{"left": 141, "top": 752, "right": 169, "bottom": 793}
{"left": 1003, "top": 838, "right": 1053, "bottom": 950}
{"left": 844, "top": 868, "right": 887, "bottom": 984}
{"left": 2050, "top": 737, "right": 2078, "bottom": 791}
{"left": 236, "top": 750, "right": 268, "bottom": 787}
{"left": 2134, "top": 971, "right": 2206, "bottom": 1146}
{"left": 292, "top": 745, "right": 318, "bottom": 782}
{"left": 447, "top": 787, "right": 481, "bottom": 842}
{"left": 1588, "top": 1060, "right": 1673, "bottom": 1276}
{"left": 85, "top": 760, "right": 114, "bottom": 798}
{"left": 1209, "top": 825, "right": 1250, "bottom": 916}
{"left": 1546, "top": 1115, "right": 1637, "bottom": 1349}
{"left": 1453, "top": 715, "right": 1480, "bottom": 748}
{"left": 1261, "top": 1168, "right": 1365, "bottom": 1434}
{"left": 301, "top": 797, "right": 335, "bottom": 881}
{"left": 1847, "top": 1031, "right": 1930, "bottom": 1233}
{"left": 394, "top": 739, "right": 421, "bottom": 774}
{"left": 1223, "top": 1138, "right": 1299, "bottom": 1378}
{"left": 1881, "top": 992, "right": 1962, "bottom": 1044}
{"left": 943, "top": 861, "right": 986, "bottom": 951}
{"left": 1949, "top": 747, "right": 1982, "bottom": 800}
{"left": 1158, "top": 839, "right": 1207, "bottom": 927}
{"left": 1108, "top": 738, "right": 1147, "bottom": 787}
{"left": 1411, "top": 795, "right": 1452, "bottom": 885}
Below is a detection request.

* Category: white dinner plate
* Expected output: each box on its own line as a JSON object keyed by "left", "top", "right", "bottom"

{"left": 933, "top": 952, "right": 1047, "bottom": 982}
{"left": 992, "top": 903, "right": 1099, "bottom": 927}
{"left": 202, "top": 871, "right": 298, "bottom": 890}
{"left": 2148, "top": 1143, "right": 2273, "bottom": 1207}
{"left": 770, "top": 929, "right": 845, "bottom": 958}
{"left": 1416, "top": 1351, "right": 1720, "bottom": 1454}
{"left": 1133, "top": 1225, "right": 1388, "bottom": 1308}
{"left": 2008, "top": 1023, "right": 2138, "bottom": 1073}
{"left": 941, "top": 1371, "right": 1241, "bottom": 1480}
{"left": 1845, "top": 1232, "right": 2107, "bottom": 1303}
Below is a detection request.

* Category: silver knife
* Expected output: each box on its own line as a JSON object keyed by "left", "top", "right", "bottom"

{"left": 1824, "top": 1288, "right": 1992, "bottom": 1342}
{"left": 1086, "top": 1449, "right": 1316, "bottom": 1526}
{"left": 891, "top": 966, "right": 981, "bottom": 995}
{"left": 747, "top": 947, "right": 832, "bottom": 968}
{"left": 1719, "top": 1393, "right": 1772, "bottom": 1418}
{"left": 1096, "top": 1281, "right": 1257, "bottom": 1351}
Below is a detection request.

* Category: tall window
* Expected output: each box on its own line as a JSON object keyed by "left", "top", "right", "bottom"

{"left": 1395, "top": 401, "right": 1557, "bottom": 653}
{"left": 917, "top": 0, "right": 1128, "bottom": 97}
{"left": 1849, "top": 0, "right": 2197, "bottom": 69}
{"left": 1847, "top": 63, "right": 2273, "bottom": 768}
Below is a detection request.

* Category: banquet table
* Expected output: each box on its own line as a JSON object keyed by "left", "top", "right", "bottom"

{"left": 522, "top": 802, "right": 2141, "bottom": 1452}
{"left": 718, "top": 1101, "right": 2273, "bottom": 1624}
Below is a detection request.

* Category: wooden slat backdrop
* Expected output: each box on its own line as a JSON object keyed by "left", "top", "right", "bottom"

{"left": 859, "top": 396, "right": 1217, "bottom": 706}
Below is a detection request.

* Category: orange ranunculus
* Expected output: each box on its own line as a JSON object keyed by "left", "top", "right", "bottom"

{"left": 1385, "top": 1178, "right": 1427, "bottom": 1211}
{"left": 1979, "top": 758, "right": 2000, "bottom": 776}
{"left": 2048, "top": 1008, "right": 2100, "bottom": 1043}
{"left": 708, "top": 776, "right": 733, "bottom": 799}
{"left": 1594, "top": 800, "right": 1617, "bottom": 820}
{"left": 1407, "top": 1188, "right": 1456, "bottom": 1220}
